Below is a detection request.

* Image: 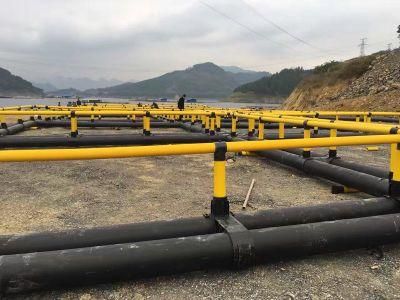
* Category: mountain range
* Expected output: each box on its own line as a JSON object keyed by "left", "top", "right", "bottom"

{"left": 85, "top": 63, "right": 269, "bottom": 98}
{"left": 0, "top": 67, "right": 43, "bottom": 97}
{"left": 34, "top": 77, "right": 124, "bottom": 92}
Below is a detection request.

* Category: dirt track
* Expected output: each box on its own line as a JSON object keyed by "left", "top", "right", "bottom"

{"left": 1, "top": 126, "right": 400, "bottom": 299}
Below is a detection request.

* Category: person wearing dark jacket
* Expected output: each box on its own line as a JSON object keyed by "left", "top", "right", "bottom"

{"left": 178, "top": 94, "right": 186, "bottom": 110}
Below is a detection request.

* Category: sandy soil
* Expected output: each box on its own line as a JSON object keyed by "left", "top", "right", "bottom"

{"left": 1, "top": 125, "right": 400, "bottom": 299}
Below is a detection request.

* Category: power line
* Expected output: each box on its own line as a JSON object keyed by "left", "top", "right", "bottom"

{"left": 236, "top": 0, "right": 324, "bottom": 52}
{"left": 198, "top": 0, "right": 293, "bottom": 50}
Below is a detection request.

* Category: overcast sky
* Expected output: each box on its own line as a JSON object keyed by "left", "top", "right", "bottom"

{"left": 0, "top": 0, "right": 398, "bottom": 83}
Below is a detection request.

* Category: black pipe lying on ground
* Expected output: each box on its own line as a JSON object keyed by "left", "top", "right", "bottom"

{"left": 326, "top": 157, "right": 389, "bottom": 179}
{"left": 255, "top": 150, "right": 389, "bottom": 196}
{"left": 0, "top": 120, "right": 36, "bottom": 136}
{"left": 0, "top": 133, "right": 231, "bottom": 148}
{"left": 2, "top": 212, "right": 400, "bottom": 294}
{"left": 279, "top": 149, "right": 389, "bottom": 179}
{"left": 0, "top": 197, "right": 397, "bottom": 256}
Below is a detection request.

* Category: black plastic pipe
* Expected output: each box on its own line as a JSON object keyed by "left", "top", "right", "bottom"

{"left": 2, "top": 213, "right": 400, "bottom": 293}
{"left": 326, "top": 157, "right": 389, "bottom": 179}
{"left": 0, "top": 120, "right": 36, "bottom": 136}
{"left": 0, "top": 134, "right": 231, "bottom": 148}
{"left": 0, "top": 197, "right": 397, "bottom": 256}
{"left": 256, "top": 150, "right": 389, "bottom": 196}
{"left": 279, "top": 149, "right": 389, "bottom": 179}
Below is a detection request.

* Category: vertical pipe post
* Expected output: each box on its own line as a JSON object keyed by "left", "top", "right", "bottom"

{"left": 143, "top": 111, "right": 151, "bottom": 136}
{"left": 211, "top": 142, "right": 229, "bottom": 217}
{"left": 390, "top": 143, "right": 400, "bottom": 197}
{"left": 70, "top": 111, "right": 78, "bottom": 137}
{"left": 258, "top": 119, "right": 264, "bottom": 140}
{"left": 329, "top": 128, "right": 338, "bottom": 157}
{"left": 210, "top": 112, "right": 216, "bottom": 136}
{"left": 231, "top": 115, "right": 237, "bottom": 137}
{"left": 205, "top": 115, "right": 210, "bottom": 134}
{"left": 248, "top": 118, "right": 255, "bottom": 137}
{"left": 367, "top": 113, "right": 372, "bottom": 123}
{"left": 216, "top": 115, "right": 221, "bottom": 132}
{"left": 201, "top": 115, "right": 206, "bottom": 129}
{"left": 278, "top": 122, "right": 285, "bottom": 139}
{"left": 0, "top": 115, "right": 5, "bottom": 128}
{"left": 303, "top": 127, "right": 311, "bottom": 158}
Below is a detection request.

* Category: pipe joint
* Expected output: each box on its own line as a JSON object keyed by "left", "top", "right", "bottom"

{"left": 214, "top": 142, "right": 227, "bottom": 161}
{"left": 214, "top": 214, "right": 255, "bottom": 268}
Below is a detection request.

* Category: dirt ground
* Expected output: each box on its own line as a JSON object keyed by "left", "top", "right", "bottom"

{"left": 1, "top": 124, "right": 400, "bottom": 299}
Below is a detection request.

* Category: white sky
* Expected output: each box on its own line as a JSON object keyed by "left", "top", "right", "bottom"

{"left": 0, "top": 0, "right": 398, "bottom": 82}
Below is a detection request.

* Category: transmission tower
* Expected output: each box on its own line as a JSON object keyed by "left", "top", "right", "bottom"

{"left": 398, "top": 25, "right": 400, "bottom": 48}
{"left": 358, "top": 38, "right": 368, "bottom": 56}
{"left": 388, "top": 43, "right": 392, "bottom": 51}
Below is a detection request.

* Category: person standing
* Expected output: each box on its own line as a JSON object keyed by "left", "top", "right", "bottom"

{"left": 178, "top": 94, "right": 186, "bottom": 110}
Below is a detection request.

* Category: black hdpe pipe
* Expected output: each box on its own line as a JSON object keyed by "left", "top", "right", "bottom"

{"left": 256, "top": 150, "right": 389, "bottom": 196}
{"left": 0, "top": 134, "right": 231, "bottom": 148}
{"left": 0, "top": 197, "right": 398, "bottom": 256}
{"left": 238, "top": 135, "right": 389, "bottom": 193}
{"left": 2, "top": 213, "right": 400, "bottom": 294}
{"left": 279, "top": 150, "right": 388, "bottom": 179}
{"left": 326, "top": 157, "right": 389, "bottom": 179}
{"left": 0, "top": 120, "right": 36, "bottom": 136}
{"left": 35, "top": 120, "right": 182, "bottom": 128}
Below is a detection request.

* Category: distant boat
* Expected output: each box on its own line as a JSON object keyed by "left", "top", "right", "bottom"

{"left": 187, "top": 98, "right": 197, "bottom": 103}
{"left": 159, "top": 98, "right": 168, "bottom": 102}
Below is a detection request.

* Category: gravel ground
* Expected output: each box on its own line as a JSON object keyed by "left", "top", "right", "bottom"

{"left": 1, "top": 124, "right": 399, "bottom": 299}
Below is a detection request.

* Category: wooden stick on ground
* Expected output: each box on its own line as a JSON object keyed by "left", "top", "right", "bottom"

{"left": 242, "top": 178, "right": 256, "bottom": 209}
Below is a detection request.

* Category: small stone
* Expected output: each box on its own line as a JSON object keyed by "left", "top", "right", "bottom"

{"left": 370, "top": 265, "right": 380, "bottom": 270}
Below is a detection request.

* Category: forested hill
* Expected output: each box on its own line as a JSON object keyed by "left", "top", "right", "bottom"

{"left": 233, "top": 67, "right": 311, "bottom": 98}
{"left": 85, "top": 63, "right": 268, "bottom": 98}
{"left": 0, "top": 67, "right": 43, "bottom": 97}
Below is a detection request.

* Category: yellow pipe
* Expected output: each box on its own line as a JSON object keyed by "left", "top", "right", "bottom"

{"left": 303, "top": 127, "right": 311, "bottom": 152}
{"left": 3, "top": 135, "right": 400, "bottom": 162}
{"left": 216, "top": 115, "right": 221, "bottom": 131}
{"left": 279, "top": 123, "right": 285, "bottom": 139}
{"left": 70, "top": 115, "right": 78, "bottom": 136}
{"left": 213, "top": 160, "right": 226, "bottom": 198}
{"left": 329, "top": 128, "right": 337, "bottom": 151}
{"left": 210, "top": 115, "right": 216, "bottom": 134}
{"left": 391, "top": 144, "right": 400, "bottom": 181}
{"left": 258, "top": 121, "right": 264, "bottom": 140}
{"left": 143, "top": 115, "right": 151, "bottom": 135}
{"left": 248, "top": 118, "right": 255, "bottom": 134}
{"left": 231, "top": 116, "right": 237, "bottom": 135}
{"left": 205, "top": 116, "right": 210, "bottom": 132}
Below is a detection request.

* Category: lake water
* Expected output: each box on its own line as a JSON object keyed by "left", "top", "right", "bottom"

{"left": 0, "top": 97, "right": 281, "bottom": 109}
